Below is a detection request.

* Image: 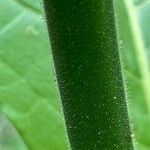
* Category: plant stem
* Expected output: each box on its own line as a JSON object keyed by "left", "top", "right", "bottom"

{"left": 43, "top": 0, "right": 134, "bottom": 149}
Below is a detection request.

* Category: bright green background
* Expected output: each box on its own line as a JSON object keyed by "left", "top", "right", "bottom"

{"left": 0, "top": 0, "right": 150, "bottom": 149}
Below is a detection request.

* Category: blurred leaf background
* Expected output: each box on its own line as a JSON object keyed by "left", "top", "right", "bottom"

{"left": 0, "top": 0, "right": 150, "bottom": 150}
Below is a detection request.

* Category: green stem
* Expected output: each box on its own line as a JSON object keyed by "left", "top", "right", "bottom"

{"left": 43, "top": 0, "right": 134, "bottom": 149}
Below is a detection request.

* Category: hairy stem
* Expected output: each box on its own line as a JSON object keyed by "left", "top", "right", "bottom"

{"left": 43, "top": 0, "right": 134, "bottom": 149}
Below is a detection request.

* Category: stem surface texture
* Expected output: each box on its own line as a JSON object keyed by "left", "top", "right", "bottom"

{"left": 43, "top": 0, "right": 134, "bottom": 149}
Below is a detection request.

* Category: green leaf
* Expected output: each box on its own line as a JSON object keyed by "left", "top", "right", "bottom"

{"left": 0, "top": 0, "right": 68, "bottom": 149}
{"left": 0, "top": 114, "right": 27, "bottom": 150}
{"left": 114, "top": 0, "right": 150, "bottom": 149}
{"left": 1, "top": 0, "right": 150, "bottom": 149}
